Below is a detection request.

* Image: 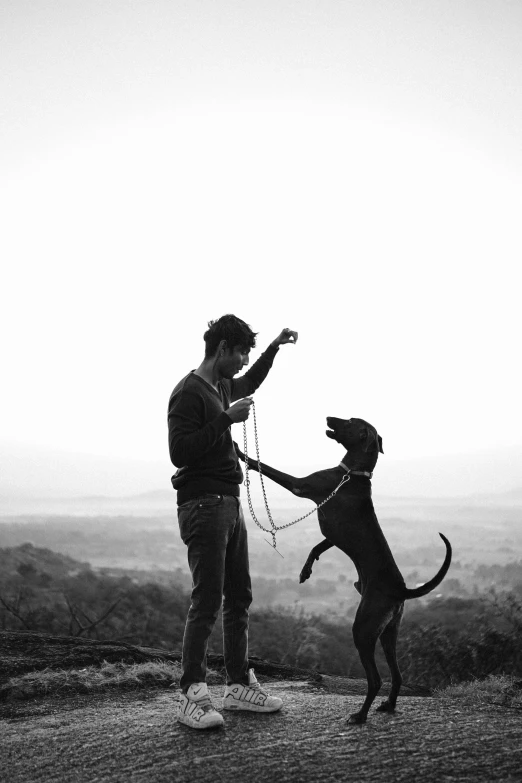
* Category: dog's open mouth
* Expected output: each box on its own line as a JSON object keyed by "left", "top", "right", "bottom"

{"left": 326, "top": 417, "right": 340, "bottom": 441}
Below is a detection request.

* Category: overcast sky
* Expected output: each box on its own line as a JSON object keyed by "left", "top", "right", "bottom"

{"left": 1, "top": 0, "right": 521, "bottom": 497}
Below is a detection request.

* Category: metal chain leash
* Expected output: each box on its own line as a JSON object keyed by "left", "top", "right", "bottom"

{"left": 242, "top": 400, "right": 351, "bottom": 554}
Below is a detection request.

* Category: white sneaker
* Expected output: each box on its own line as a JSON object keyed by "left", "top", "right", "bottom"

{"left": 223, "top": 669, "right": 283, "bottom": 713}
{"left": 177, "top": 683, "right": 224, "bottom": 729}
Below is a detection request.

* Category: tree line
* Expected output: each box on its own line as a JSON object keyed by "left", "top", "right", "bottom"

{"left": 1, "top": 543, "right": 521, "bottom": 689}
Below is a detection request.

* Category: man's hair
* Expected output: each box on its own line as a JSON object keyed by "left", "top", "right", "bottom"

{"left": 203, "top": 314, "right": 257, "bottom": 358}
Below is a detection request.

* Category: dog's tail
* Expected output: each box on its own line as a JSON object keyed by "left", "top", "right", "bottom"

{"left": 402, "top": 533, "right": 452, "bottom": 599}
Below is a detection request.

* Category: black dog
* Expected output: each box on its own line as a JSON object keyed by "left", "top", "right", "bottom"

{"left": 236, "top": 416, "right": 451, "bottom": 723}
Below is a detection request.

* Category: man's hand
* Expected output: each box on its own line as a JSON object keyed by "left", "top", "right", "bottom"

{"left": 272, "top": 328, "right": 298, "bottom": 347}
{"left": 225, "top": 397, "right": 254, "bottom": 424}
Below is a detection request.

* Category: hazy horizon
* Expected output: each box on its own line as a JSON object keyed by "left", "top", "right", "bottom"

{"left": 2, "top": 438, "right": 521, "bottom": 505}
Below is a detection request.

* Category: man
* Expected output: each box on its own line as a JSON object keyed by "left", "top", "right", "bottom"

{"left": 168, "top": 314, "right": 298, "bottom": 729}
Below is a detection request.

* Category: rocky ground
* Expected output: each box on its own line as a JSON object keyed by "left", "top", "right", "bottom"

{"left": 1, "top": 631, "right": 521, "bottom": 783}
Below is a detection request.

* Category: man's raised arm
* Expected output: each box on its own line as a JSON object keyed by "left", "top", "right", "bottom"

{"left": 230, "top": 328, "right": 298, "bottom": 402}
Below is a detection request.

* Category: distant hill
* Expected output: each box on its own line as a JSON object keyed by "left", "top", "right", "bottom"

{"left": 1, "top": 438, "right": 522, "bottom": 506}
{"left": 0, "top": 543, "right": 88, "bottom": 581}
{"left": 2, "top": 483, "right": 522, "bottom": 520}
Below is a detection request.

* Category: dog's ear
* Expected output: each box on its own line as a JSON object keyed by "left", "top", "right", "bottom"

{"left": 360, "top": 426, "right": 384, "bottom": 454}
{"left": 359, "top": 427, "right": 373, "bottom": 451}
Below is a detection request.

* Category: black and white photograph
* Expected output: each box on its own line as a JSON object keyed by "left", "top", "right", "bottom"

{"left": 1, "top": 1, "right": 521, "bottom": 781}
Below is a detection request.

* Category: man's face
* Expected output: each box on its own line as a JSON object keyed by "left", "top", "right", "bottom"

{"left": 220, "top": 345, "right": 250, "bottom": 379}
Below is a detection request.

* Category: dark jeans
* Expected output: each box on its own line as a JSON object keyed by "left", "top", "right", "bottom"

{"left": 177, "top": 494, "right": 252, "bottom": 691}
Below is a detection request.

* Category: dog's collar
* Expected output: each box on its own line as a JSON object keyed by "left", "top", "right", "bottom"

{"left": 339, "top": 462, "right": 373, "bottom": 479}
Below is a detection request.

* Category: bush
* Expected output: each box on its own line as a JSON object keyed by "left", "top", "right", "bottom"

{"left": 399, "top": 591, "right": 522, "bottom": 688}
{"left": 436, "top": 674, "right": 522, "bottom": 709}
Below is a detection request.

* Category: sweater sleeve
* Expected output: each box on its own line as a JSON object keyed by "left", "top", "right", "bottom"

{"left": 168, "top": 389, "right": 232, "bottom": 468}
{"left": 228, "top": 343, "right": 279, "bottom": 402}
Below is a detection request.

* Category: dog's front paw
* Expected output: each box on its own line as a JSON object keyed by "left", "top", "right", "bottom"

{"left": 299, "top": 563, "right": 313, "bottom": 583}
{"left": 233, "top": 441, "right": 245, "bottom": 461}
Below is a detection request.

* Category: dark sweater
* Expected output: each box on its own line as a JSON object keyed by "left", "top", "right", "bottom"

{"left": 168, "top": 344, "right": 279, "bottom": 504}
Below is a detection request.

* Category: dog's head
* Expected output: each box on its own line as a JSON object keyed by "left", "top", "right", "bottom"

{"left": 326, "top": 417, "right": 384, "bottom": 457}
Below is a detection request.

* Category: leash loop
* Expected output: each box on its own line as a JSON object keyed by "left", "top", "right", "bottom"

{"left": 242, "top": 400, "right": 351, "bottom": 554}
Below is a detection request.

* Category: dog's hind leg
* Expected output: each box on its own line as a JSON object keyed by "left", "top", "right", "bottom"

{"left": 349, "top": 595, "right": 400, "bottom": 724}
{"left": 375, "top": 605, "right": 404, "bottom": 714}
{"left": 348, "top": 601, "right": 387, "bottom": 724}
{"left": 299, "top": 539, "right": 334, "bottom": 583}
{"left": 349, "top": 640, "right": 381, "bottom": 724}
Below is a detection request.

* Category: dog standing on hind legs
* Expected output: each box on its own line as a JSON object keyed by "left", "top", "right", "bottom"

{"left": 236, "top": 416, "right": 452, "bottom": 724}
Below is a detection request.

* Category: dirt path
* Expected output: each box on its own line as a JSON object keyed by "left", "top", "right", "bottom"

{"left": 2, "top": 680, "right": 521, "bottom": 783}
